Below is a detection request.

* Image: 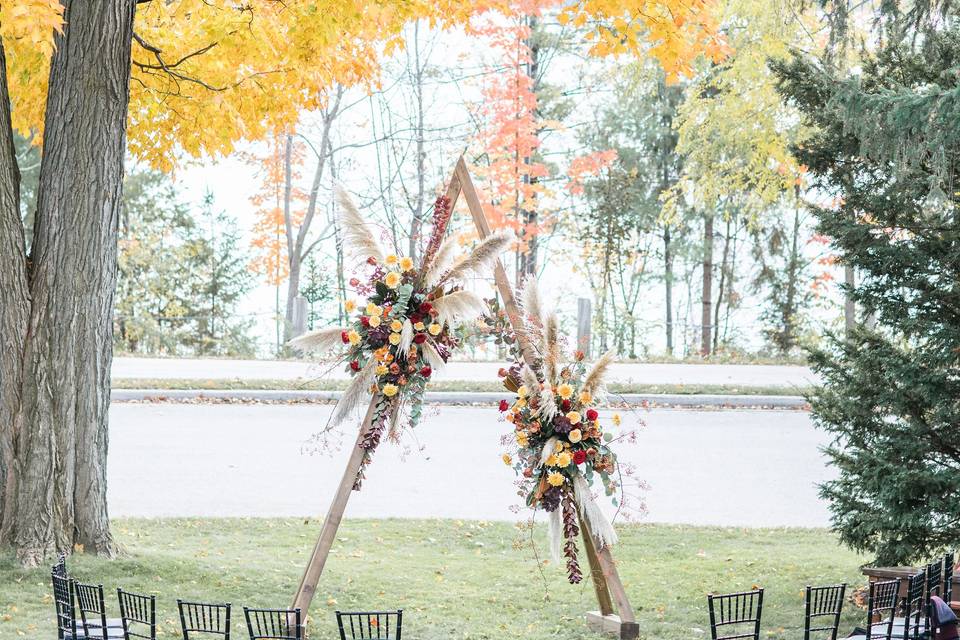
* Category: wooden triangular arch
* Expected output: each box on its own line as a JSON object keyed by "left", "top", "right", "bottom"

{"left": 291, "top": 157, "right": 639, "bottom": 639}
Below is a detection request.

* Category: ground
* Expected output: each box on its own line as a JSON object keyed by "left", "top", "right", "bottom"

{"left": 0, "top": 519, "right": 866, "bottom": 639}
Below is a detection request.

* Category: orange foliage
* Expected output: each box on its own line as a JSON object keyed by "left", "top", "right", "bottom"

{"left": 566, "top": 149, "right": 618, "bottom": 195}
{"left": 246, "top": 134, "right": 308, "bottom": 285}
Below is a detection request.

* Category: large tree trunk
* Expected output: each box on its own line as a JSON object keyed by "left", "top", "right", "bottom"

{"left": 700, "top": 211, "right": 714, "bottom": 356}
{"left": 0, "top": 41, "right": 29, "bottom": 543}
{"left": 0, "top": 0, "right": 136, "bottom": 566}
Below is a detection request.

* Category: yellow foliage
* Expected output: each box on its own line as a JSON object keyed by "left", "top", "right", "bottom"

{"left": 4, "top": 0, "right": 724, "bottom": 168}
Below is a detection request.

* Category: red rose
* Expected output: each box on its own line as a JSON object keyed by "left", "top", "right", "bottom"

{"left": 360, "top": 316, "right": 370, "bottom": 327}
{"left": 341, "top": 331, "right": 350, "bottom": 344}
{"left": 349, "top": 361, "right": 360, "bottom": 371}
{"left": 586, "top": 408, "right": 598, "bottom": 421}
{"left": 410, "top": 312, "right": 423, "bottom": 323}
{"left": 413, "top": 334, "right": 427, "bottom": 344}
{"left": 573, "top": 450, "right": 587, "bottom": 465}
{"left": 349, "top": 277, "right": 360, "bottom": 287}
{"left": 419, "top": 302, "right": 432, "bottom": 314}
{"left": 420, "top": 366, "right": 432, "bottom": 377}
{"left": 561, "top": 399, "right": 571, "bottom": 411}
{"left": 498, "top": 399, "right": 509, "bottom": 412}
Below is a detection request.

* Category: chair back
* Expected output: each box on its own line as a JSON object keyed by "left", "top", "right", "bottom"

{"left": 52, "top": 553, "right": 68, "bottom": 579}
{"left": 118, "top": 588, "right": 157, "bottom": 640}
{"left": 335, "top": 610, "right": 402, "bottom": 640}
{"left": 707, "top": 589, "right": 764, "bottom": 640}
{"left": 945, "top": 552, "right": 955, "bottom": 603}
{"left": 901, "top": 572, "right": 926, "bottom": 640}
{"left": 178, "top": 600, "right": 231, "bottom": 639}
{"left": 52, "top": 573, "right": 79, "bottom": 640}
{"left": 804, "top": 583, "right": 846, "bottom": 640}
{"left": 75, "top": 581, "right": 111, "bottom": 640}
{"left": 867, "top": 579, "right": 900, "bottom": 640}
{"left": 243, "top": 607, "right": 302, "bottom": 640}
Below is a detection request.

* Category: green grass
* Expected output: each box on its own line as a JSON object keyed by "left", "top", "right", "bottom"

{"left": 112, "top": 378, "right": 809, "bottom": 397}
{"left": 0, "top": 519, "right": 865, "bottom": 639}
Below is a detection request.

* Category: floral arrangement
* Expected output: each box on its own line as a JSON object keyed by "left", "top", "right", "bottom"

{"left": 292, "top": 188, "right": 511, "bottom": 487}
{"left": 496, "top": 283, "right": 620, "bottom": 584}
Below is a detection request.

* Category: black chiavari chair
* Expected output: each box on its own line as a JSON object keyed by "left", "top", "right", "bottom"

{"left": 929, "top": 560, "right": 946, "bottom": 632}
{"left": 117, "top": 588, "right": 156, "bottom": 640}
{"left": 335, "top": 610, "right": 402, "bottom": 640}
{"left": 178, "top": 600, "right": 231, "bottom": 639}
{"left": 945, "top": 552, "right": 955, "bottom": 603}
{"left": 867, "top": 579, "right": 901, "bottom": 640}
{"left": 243, "top": 607, "right": 302, "bottom": 640}
{"left": 75, "top": 582, "right": 124, "bottom": 639}
{"left": 707, "top": 589, "right": 764, "bottom": 640}
{"left": 52, "top": 553, "right": 68, "bottom": 579}
{"left": 896, "top": 572, "right": 926, "bottom": 640}
{"left": 804, "top": 583, "right": 846, "bottom": 640}
{"left": 53, "top": 573, "right": 81, "bottom": 640}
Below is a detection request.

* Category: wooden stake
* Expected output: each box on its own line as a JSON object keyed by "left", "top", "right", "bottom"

{"left": 291, "top": 395, "right": 379, "bottom": 615}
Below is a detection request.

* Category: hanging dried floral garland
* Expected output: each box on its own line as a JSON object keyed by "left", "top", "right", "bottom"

{"left": 292, "top": 188, "right": 511, "bottom": 487}
{"left": 495, "top": 283, "right": 621, "bottom": 584}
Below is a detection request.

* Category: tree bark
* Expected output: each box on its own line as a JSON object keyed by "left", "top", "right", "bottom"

{"left": 0, "top": 40, "right": 29, "bottom": 542}
{"left": 700, "top": 211, "right": 714, "bottom": 356}
{"left": 663, "top": 227, "right": 674, "bottom": 355}
{"left": 0, "top": 0, "right": 136, "bottom": 565}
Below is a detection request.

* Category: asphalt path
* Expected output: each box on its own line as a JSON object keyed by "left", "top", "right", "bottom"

{"left": 107, "top": 403, "right": 833, "bottom": 527}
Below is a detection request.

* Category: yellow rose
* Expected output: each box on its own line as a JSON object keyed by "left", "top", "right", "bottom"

{"left": 568, "top": 429, "right": 582, "bottom": 444}
{"left": 428, "top": 323, "right": 442, "bottom": 336}
{"left": 375, "top": 364, "right": 388, "bottom": 376}
{"left": 566, "top": 411, "right": 581, "bottom": 425}
{"left": 368, "top": 315, "right": 381, "bottom": 328}
{"left": 555, "top": 440, "right": 564, "bottom": 453}
{"left": 502, "top": 453, "right": 512, "bottom": 465}
{"left": 389, "top": 332, "right": 401, "bottom": 345}
{"left": 547, "top": 472, "right": 565, "bottom": 487}
{"left": 390, "top": 319, "right": 403, "bottom": 332}
{"left": 515, "top": 397, "right": 527, "bottom": 409}
{"left": 347, "top": 330, "right": 361, "bottom": 345}
{"left": 414, "top": 321, "right": 425, "bottom": 331}
{"left": 557, "top": 451, "right": 572, "bottom": 467}
{"left": 400, "top": 256, "right": 414, "bottom": 271}
{"left": 385, "top": 254, "right": 399, "bottom": 266}
{"left": 612, "top": 413, "right": 621, "bottom": 426}
{"left": 344, "top": 300, "right": 356, "bottom": 313}
{"left": 382, "top": 383, "right": 398, "bottom": 397}
{"left": 578, "top": 390, "right": 593, "bottom": 404}
{"left": 545, "top": 454, "right": 558, "bottom": 467}
{"left": 517, "top": 385, "right": 529, "bottom": 398}
{"left": 366, "top": 302, "right": 382, "bottom": 316}
{"left": 556, "top": 383, "right": 574, "bottom": 399}
{"left": 384, "top": 272, "right": 401, "bottom": 288}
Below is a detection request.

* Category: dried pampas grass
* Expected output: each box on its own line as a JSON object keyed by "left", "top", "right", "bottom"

{"left": 582, "top": 349, "right": 616, "bottom": 397}
{"left": 430, "top": 290, "right": 487, "bottom": 328}
{"left": 437, "top": 231, "right": 512, "bottom": 286}
{"left": 287, "top": 326, "right": 348, "bottom": 356}
{"left": 328, "top": 358, "right": 377, "bottom": 429}
{"left": 337, "top": 187, "right": 385, "bottom": 265}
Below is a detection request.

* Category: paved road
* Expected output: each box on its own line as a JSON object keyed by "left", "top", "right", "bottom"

{"left": 108, "top": 404, "right": 833, "bottom": 527}
{"left": 113, "top": 356, "right": 816, "bottom": 388}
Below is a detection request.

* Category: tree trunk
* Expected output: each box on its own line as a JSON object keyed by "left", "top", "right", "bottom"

{"left": 700, "top": 211, "right": 714, "bottom": 356}
{"left": 713, "top": 216, "right": 732, "bottom": 350}
{"left": 0, "top": 40, "right": 29, "bottom": 544}
{"left": 518, "top": 14, "right": 540, "bottom": 283}
{"left": 663, "top": 227, "right": 674, "bottom": 355}
{"left": 408, "top": 21, "right": 426, "bottom": 262}
{"left": 0, "top": 0, "right": 135, "bottom": 566}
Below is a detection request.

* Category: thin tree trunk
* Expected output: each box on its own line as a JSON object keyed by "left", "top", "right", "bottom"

{"left": 713, "top": 216, "right": 732, "bottom": 350}
{"left": 408, "top": 21, "right": 426, "bottom": 261}
{"left": 663, "top": 227, "right": 674, "bottom": 355}
{"left": 782, "top": 205, "right": 802, "bottom": 351}
{"left": 518, "top": 15, "right": 540, "bottom": 282}
{"left": 1, "top": 0, "right": 136, "bottom": 565}
{"left": 700, "top": 211, "right": 714, "bottom": 356}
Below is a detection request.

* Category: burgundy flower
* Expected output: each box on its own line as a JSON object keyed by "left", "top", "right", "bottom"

{"left": 552, "top": 414, "right": 573, "bottom": 434}
{"left": 413, "top": 333, "right": 427, "bottom": 344}
{"left": 498, "top": 399, "right": 510, "bottom": 412}
{"left": 561, "top": 399, "right": 572, "bottom": 412}
{"left": 573, "top": 450, "right": 587, "bottom": 465}
{"left": 419, "top": 301, "right": 433, "bottom": 314}
{"left": 341, "top": 331, "right": 350, "bottom": 344}
{"left": 420, "top": 366, "right": 432, "bottom": 377}
{"left": 586, "top": 408, "right": 598, "bottom": 422}
{"left": 360, "top": 316, "right": 370, "bottom": 327}
{"left": 349, "top": 361, "right": 360, "bottom": 372}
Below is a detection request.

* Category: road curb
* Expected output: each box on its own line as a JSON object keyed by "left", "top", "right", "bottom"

{"left": 111, "top": 388, "right": 809, "bottom": 409}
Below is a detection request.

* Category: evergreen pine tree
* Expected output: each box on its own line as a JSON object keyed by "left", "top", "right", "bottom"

{"left": 773, "top": 20, "right": 960, "bottom": 564}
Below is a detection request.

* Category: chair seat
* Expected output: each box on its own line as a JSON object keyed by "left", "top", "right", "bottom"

{"left": 63, "top": 629, "right": 125, "bottom": 640}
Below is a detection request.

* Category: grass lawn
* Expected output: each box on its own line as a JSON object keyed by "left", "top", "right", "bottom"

{"left": 0, "top": 519, "right": 865, "bottom": 639}
{"left": 112, "top": 378, "right": 809, "bottom": 397}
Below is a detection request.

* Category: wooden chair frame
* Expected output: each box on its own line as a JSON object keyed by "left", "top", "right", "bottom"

{"left": 289, "top": 157, "right": 638, "bottom": 638}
